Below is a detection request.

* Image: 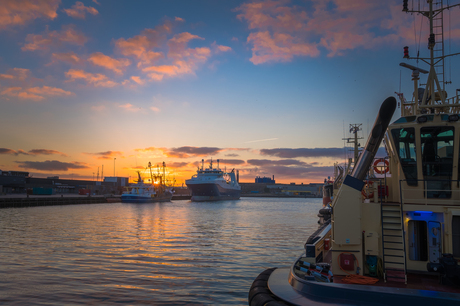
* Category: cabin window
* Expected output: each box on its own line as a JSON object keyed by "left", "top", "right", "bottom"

{"left": 453, "top": 216, "right": 460, "bottom": 258}
{"left": 408, "top": 220, "right": 428, "bottom": 261}
{"left": 391, "top": 128, "right": 417, "bottom": 186}
{"left": 420, "top": 127, "right": 454, "bottom": 198}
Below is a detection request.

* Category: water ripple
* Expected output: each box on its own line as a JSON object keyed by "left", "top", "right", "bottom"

{"left": 0, "top": 197, "right": 322, "bottom": 305}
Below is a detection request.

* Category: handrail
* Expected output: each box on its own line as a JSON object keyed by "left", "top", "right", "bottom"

{"left": 399, "top": 179, "right": 460, "bottom": 206}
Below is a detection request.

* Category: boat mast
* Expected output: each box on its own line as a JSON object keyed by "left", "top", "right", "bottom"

{"left": 342, "top": 124, "right": 362, "bottom": 174}
{"left": 401, "top": 0, "right": 460, "bottom": 115}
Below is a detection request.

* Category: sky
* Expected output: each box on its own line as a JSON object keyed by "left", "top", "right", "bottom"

{"left": 1, "top": 0, "right": 460, "bottom": 185}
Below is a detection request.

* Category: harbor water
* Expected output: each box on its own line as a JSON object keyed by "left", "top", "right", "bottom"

{"left": 0, "top": 197, "right": 322, "bottom": 305}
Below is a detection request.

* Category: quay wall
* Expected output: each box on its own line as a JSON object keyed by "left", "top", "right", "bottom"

{"left": 0, "top": 195, "right": 118, "bottom": 209}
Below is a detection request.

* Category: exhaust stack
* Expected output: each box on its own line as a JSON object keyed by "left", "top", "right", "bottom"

{"left": 351, "top": 97, "right": 397, "bottom": 181}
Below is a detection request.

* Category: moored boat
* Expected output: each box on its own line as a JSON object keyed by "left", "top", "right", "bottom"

{"left": 249, "top": 1, "right": 460, "bottom": 305}
{"left": 121, "top": 162, "right": 173, "bottom": 203}
{"left": 185, "top": 159, "right": 241, "bottom": 201}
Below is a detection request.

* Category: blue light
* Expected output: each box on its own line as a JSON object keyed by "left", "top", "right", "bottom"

{"left": 414, "top": 211, "right": 433, "bottom": 214}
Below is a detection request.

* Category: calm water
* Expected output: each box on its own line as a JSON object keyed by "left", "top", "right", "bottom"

{"left": 0, "top": 197, "right": 322, "bottom": 305}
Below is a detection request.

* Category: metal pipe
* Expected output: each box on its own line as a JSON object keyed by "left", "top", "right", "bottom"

{"left": 351, "top": 97, "right": 397, "bottom": 181}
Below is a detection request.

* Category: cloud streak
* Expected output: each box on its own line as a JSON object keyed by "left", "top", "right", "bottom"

{"left": 65, "top": 69, "right": 117, "bottom": 87}
{"left": 16, "top": 160, "right": 89, "bottom": 171}
{"left": 260, "top": 147, "right": 345, "bottom": 158}
{"left": 85, "top": 151, "right": 123, "bottom": 160}
{"left": 0, "top": 148, "right": 68, "bottom": 156}
{"left": 1, "top": 86, "right": 75, "bottom": 101}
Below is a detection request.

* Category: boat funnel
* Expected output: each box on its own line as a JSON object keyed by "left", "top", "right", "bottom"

{"left": 351, "top": 97, "right": 397, "bottom": 181}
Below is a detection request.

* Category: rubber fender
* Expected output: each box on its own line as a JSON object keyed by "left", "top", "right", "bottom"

{"left": 248, "top": 286, "right": 270, "bottom": 302}
{"left": 250, "top": 293, "right": 276, "bottom": 306}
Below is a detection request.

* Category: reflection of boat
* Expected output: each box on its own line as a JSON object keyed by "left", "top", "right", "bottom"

{"left": 249, "top": 2, "right": 460, "bottom": 305}
{"left": 121, "top": 162, "right": 173, "bottom": 203}
{"left": 185, "top": 159, "right": 241, "bottom": 201}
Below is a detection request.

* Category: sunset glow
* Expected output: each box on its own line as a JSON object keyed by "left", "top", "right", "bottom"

{"left": 1, "top": 0, "right": 459, "bottom": 185}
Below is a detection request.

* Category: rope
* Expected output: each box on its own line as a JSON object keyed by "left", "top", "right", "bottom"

{"left": 338, "top": 252, "right": 380, "bottom": 285}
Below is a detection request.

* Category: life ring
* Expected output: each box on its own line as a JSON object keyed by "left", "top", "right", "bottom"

{"left": 362, "top": 180, "right": 374, "bottom": 199}
{"left": 373, "top": 158, "right": 389, "bottom": 174}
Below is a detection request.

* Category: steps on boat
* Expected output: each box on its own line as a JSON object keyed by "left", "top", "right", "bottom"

{"left": 381, "top": 203, "right": 407, "bottom": 283}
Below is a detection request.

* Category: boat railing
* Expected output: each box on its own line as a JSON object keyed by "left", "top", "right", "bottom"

{"left": 400, "top": 93, "right": 460, "bottom": 116}
{"left": 399, "top": 179, "right": 460, "bottom": 206}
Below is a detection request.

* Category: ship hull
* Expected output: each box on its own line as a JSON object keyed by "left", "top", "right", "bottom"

{"left": 186, "top": 183, "right": 240, "bottom": 201}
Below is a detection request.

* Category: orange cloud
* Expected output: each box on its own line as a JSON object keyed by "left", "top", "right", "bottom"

{"left": 1, "top": 86, "right": 74, "bottom": 101}
{"left": 0, "top": 68, "right": 30, "bottom": 81}
{"left": 51, "top": 52, "right": 82, "bottom": 65}
{"left": 130, "top": 76, "right": 145, "bottom": 85}
{"left": 88, "top": 52, "right": 131, "bottom": 74}
{"left": 63, "top": 1, "right": 98, "bottom": 19}
{"left": 119, "top": 103, "right": 141, "bottom": 112}
{"left": 0, "top": 0, "right": 60, "bottom": 30}
{"left": 141, "top": 33, "right": 213, "bottom": 81}
{"left": 22, "top": 25, "right": 88, "bottom": 51}
{"left": 216, "top": 45, "right": 232, "bottom": 53}
{"left": 65, "top": 69, "right": 117, "bottom": 87}
{"left": 115, "top": 23, "right": 172, "bottom": 66}
{"left": 85, "top": 151, "right": 123, "bottom": 160}
{"left": 247, "top": 31, "right": 319, "bottom": 64}
{"left": 235, "top": 0, "right": 409, "bottom": 63}
{"left": 116, "top": 21, "right": 232, "bottom": 81}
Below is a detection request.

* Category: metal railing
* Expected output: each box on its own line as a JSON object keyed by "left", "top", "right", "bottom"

{"left": 399, "top": 179, "right": 460, "bottom": 206}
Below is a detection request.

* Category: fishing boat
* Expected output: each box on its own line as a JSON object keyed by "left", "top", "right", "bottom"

{"left": 249, "top": 1, "right": 460, "bottom": 305}
{"left": 121, "top": 162, "right": 173, "bottom": 203}
{"left": 185, "top": 159, "right": 241, "bottom": 201}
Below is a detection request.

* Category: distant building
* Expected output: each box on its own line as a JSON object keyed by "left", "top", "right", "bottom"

{"left": 255, "top": 175, "right": 275, "bottom": 184}
{"left": 0, "top": 169, "right": 128, "bottom": 195}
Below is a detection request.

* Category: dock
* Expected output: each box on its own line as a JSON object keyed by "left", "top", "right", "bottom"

{"left": 0, "top": 194, "right": 121, "bottom": 209}
{"left": 0, "top": 193, "right": 191, "bottom": 209}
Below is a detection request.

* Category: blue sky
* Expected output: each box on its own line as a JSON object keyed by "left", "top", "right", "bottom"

{"left": 1, "top": 0, "right": 459, "bottom": 184}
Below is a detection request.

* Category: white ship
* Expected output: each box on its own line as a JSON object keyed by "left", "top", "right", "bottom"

{"left": 185, "top": 159, "right": 241, "bottom": 201}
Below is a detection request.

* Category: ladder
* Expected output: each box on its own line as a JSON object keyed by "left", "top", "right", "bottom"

{"left": 432, "top": 0, "right": 446, "bottom": 90}
{"left": 381, "top": 202, "right": 407, "bottom": 283}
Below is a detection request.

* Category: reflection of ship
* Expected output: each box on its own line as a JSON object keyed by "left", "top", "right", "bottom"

{"left": 185, "top": 159, "right": 241, "bottom": 201}
{"left": 121, "top": 162, "right": 173, "bottom": 203}
{"left": 249, "top": 2, "right": 460, "bottom": 305}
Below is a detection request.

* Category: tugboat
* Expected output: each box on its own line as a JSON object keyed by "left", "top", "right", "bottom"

{"left": 186, "top": 159, "right": 241, "bottom": 201}
{"left": 249, "top": 1, "right": 460, "bottom": 305}
{"left": 121, "top": 162, "right": 173, "bottom": 203}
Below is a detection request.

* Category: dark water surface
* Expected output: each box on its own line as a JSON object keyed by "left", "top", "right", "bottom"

{"left": 0, "top": 197, "right": 322, "bottom": 305}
